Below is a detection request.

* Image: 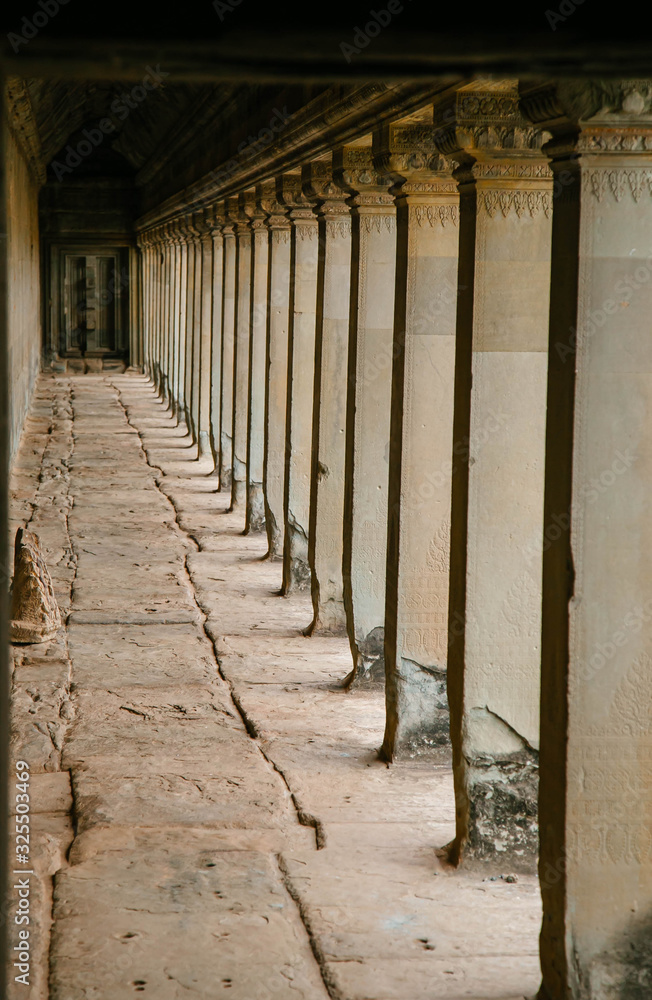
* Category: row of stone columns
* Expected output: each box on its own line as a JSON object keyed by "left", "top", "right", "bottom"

{"left": 139, "top": 79, "right": 652, "bottom": 998}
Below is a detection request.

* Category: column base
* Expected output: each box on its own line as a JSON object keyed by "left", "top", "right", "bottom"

{"left": 282, "top": 515, "right": 310, "bottom": 592}
{"left": 246, "top": 482, "right": 266, "bottom": 533}
{"left": 231, "top": 478, "right": 246, "bottom": 510}
{"left": 184, "top": 406, "right": 196, "bottom": 444}
{"left": 464, "top": 751, "right": 539, "bottom": 874}
{"left": 265, "top": 505, "right": 282, "bottom": 560}
{"left": 305, "top": 598, "right": 348, "bottom": 638}
{"left": 219, "top": 432, "right": 232, "bottom": 491}
{"left": 381, "top": 658, "right": 450, "bottom": 761}
{"left": 198, "top": 430, "right": 213, "bottom": 463}
{"left": 344, "top": 627, "right": 385, "bottom": 688}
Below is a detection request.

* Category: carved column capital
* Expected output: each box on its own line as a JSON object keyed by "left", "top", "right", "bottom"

{"left": 256, "top": 179, "right": 290, "bottom": 243}
{"left": 333, "top": 145, "right": 395, "bottom": 234}
{"left": 520, "top": 79, "right": 652, "bottom": 203}
{"left": 302, "top": 157, "right": 351, "bottom": 238}
{"left": 242, "top": 186, "right": 267, "bottom": 233}
{"left": 163, "top": 221, "right": 178, "bottom": 247}
{"left": 430, "top": 82, "right": 553, "bottom": 219}
{"left": 179, "top": 213, "right": 200, "bottom": 244}
{"left": 268, "top": 170, "right": 315, "bottom": 235}
{"left": 219, "top": 199, "right": 236, "bottom": 239}
{"left": 372, "top": 121, "right": 458, "bottom": 227}
{"left": 192, "top": 208, "right": 215, "bottom": 246}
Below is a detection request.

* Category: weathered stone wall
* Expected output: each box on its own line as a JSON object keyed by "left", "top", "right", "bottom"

{"left": 7, "top": 129, "right": 41, "bottom": 466}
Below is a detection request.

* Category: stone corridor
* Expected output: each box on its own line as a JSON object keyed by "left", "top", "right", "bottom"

{"left": 8, "top": 373, "right": 541, "bottom": 999}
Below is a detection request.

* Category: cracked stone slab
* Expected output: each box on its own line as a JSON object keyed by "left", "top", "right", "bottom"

{"left": 67, "top": 624, "right": 217, "bottom": 687}
{"left": 68, "top": 611, "right": 201, "bottom": 626}
{"left": 49, "top": 831, "right": 330, "bottom": 1000}
{"left": 69, "top": 757, "right": 291, "bottom": 833}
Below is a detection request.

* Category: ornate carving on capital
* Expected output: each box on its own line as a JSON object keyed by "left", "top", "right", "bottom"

{"left": 360, "top": 214, "right": 395, "bottom": 235}
{"left": 294, "top": 221, "right": 318, "bottom": 240}
{"left": 302, "top": 159, "right": 350, "bottom": 219}
{"left": 334, "top": 146, "right": 394, "bottom": 201}
{"left": 219, "top": 200, "right": 236, "bottom": 238}
{"left": 291, "top": 198, "right": 319, "bottom": 238}
{"left": 276, "top": 171, "right": 304, "bottom": 209}
{"left": 192, "top": 209, "right": 213, "bottom": 241}
{"left": 205, "top": 204, "right": 225, "bottom": 238}
{"left": 163, "top": 222, "right": 178, "bottom": 246}
{"left": 227, "top": 195, "right": 251, "bottom": 238}
{"left": 479, "top": 189, "right": 552, "bottom": 219}
{"left": 582, "top": 166, "right": 652, "bottom": 202}
{"left": 257, "top": 179, "right": 290, "bottom": 231}
{"left": 432, "top": 85, "right": 548, "bottom": 166}
{"left": 411, "top": 203, "right": 459, "bottom": 227}
{"left": 179, "top": 213, "right": 200, "bottom": 244}
{"left": 520, "top": 80, "right": 652, "bottom": 156}
{"left": 472, "top": 161, "right": 552, "bottom": 180}
{"left": 325, "top": 217, "right": 351, "bottom": 240}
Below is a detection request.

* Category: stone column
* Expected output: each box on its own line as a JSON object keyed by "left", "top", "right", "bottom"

{"left": 260, "top": 180, "right": 292, "bottom": 557}
{"left": 196, "top": 210, "right": 214, "bottom": 462}
{"left": 190, "top": 212, "right": 204, "bottom": 446}
{"left": 438, "top": 85, "right": 552, "bottom": 871}
{"left": 129, "top": 244, "right": 142, "bottom": 371}
{"left": 283, "top": 183, "right": 319, "bottom": 594}
{"left": 163, "top": 223, "right": 175, "bottom": 408}
{"left": 220, "top": 203, "right": 237, "bottom": 491}
{"left": 170, "top": 222, "right": 185, "bottom": 418}
{"left": 208, "top": 207, "right": 224, "bottom": 471}
{"left": 231, "top": 195, "right": 253, "bottom": 509}
{"left": 245, "top": 193, "right": 269, "bottom": 532}
{"left": 139, "top": 236, "right": 151, "bottom": 375}
{"left": 165, "top": 228, "right": 177, "bottom": 411}
{"left": 520, "top": 79, "right": 652, "bottom": 999}
{"left": 175, "top": 226, "right": 189, "bottom": 419}
{"left": 374, "top": 121, "right": 459, "bottom": 760}
{"left": 150, "top": 230, "right": 161, "bottom": 387}
{"left": 181, "top": 215, "right": 197, "bottom": 437}
{"left": 282, "top": 182, "right": 320, "bottom": 594}
{"left": 303, "top": 157, "right": 353, "bottom": 634}
{"left": 338, "top": 147, "right": 396, "bottom": 687}
{"left": 155, "top": 230, "right": 166, "bottom": 391}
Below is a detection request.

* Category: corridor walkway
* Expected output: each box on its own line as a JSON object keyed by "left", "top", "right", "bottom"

{"left": 8, "top": 373, "right": 541, "bottom": 1000}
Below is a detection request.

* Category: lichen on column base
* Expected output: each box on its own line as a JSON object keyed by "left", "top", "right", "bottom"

{"left": 465, "top": 750, "right": 539, "bottom": 874}
{"left": 345, "top": 626, "right": 385, "bottom": 689}
{"left": 283, "top": 514, "right": 311, "bottom": 592}
{"left": 246, "top": 482, "right": 266, "bottom": 533}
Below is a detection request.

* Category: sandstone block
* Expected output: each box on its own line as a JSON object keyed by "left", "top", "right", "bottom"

{"left": 10, "top": 527, "right": 63, "bottom": 643}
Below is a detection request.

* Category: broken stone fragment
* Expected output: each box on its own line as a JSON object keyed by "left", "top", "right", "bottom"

{"left": 10, "top": 527, "right": 62, "bottom": 644}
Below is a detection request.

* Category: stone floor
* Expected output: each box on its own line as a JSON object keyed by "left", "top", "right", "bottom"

{"left": 7, "top": 373, "right": 542, "bottom": 1000}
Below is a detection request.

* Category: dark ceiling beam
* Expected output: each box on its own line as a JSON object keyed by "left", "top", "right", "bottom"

{"left": 3, "top": 35, "right": 652, "bottom": 82}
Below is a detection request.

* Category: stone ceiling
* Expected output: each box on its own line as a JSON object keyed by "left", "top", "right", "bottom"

{"left": 24, "top": 79, "right": 217, "bottom": 171}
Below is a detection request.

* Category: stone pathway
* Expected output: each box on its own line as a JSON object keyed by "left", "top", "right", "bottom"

{"left": 8, "top": 373, "right": 542, "bottom": 999}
